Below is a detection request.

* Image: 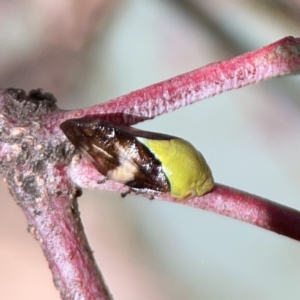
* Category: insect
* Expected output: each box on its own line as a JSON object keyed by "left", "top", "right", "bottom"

{"left": 60, "top": 117, "right": 214, "bottom": 200}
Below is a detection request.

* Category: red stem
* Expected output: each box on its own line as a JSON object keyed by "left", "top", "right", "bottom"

{"left": 0, "top": 89, "right": 113, "bottom": 300}
{"left": 59, "top": 36, "right": 300, "bottom": 126}
{"left": 25, "top": 195, "right": 112, "bottom": 300}
{"left": 183, "top": 184, "right": 300, "bottom": 241}
{"left": 69, "top": 159, "right": 300, "bottom": 241}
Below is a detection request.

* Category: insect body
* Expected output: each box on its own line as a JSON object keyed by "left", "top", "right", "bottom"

{"left": 60, "top": 118, "right": 214, "bottom": 200}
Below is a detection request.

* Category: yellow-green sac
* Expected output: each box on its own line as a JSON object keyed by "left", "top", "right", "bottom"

{"left": 137, "top": 137, "right": 214, "bottom": 200}
{"left": 60, "top": 117, "right": 214, "bottom": 201}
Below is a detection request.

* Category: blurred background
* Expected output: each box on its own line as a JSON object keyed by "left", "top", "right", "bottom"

{"left": 0, "top": 0, "right": 300, "bottom": 299}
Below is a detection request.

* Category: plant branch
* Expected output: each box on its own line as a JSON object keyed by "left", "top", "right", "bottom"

{"left": 68, "top": 158, "right": 300, "bottom": 241}
{"left": 0, "top": 89, "right": 112, "bottom": 300}
{"left": 1, "top": 36, "right": 300, "bottom": 298}
{"left": 60, "top": 36, "right": 300, "bottom": 125}
{"left": 180, "top": 184, "right": 300, "bottom": 241}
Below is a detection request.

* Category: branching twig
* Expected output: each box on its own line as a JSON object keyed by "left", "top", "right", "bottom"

{"left": 1, "top": 36, "right": 300, "bottom": 299}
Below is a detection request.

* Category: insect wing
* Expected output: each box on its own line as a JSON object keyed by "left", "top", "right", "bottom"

{"left": 60, "top": 118, "right": 120, "bottom": 176}
{"left": 60, "top": 118, "right": 170, "bottom": 193}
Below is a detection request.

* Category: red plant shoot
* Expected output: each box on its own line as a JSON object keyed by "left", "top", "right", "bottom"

{"left": 0, "top": 37, "right": 300, "bottom": 299}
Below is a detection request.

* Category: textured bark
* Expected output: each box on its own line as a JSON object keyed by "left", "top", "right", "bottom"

{"left": 0, "top": 88, "right": 112, "bottom": 300}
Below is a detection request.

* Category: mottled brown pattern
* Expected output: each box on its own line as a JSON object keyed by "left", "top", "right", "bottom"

{"left": 60, "top": 118, "right": 170, "bottom": 194}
